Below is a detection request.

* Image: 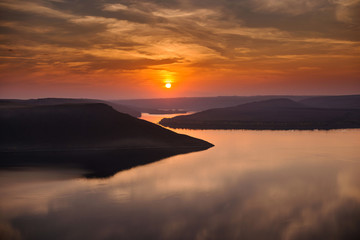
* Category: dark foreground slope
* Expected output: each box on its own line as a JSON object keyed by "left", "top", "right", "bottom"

{"left": 160, "top": 98, "right": 360, "bottom": 130}
{"left": 0, "top": 103, "right": 213, "bottom": 178}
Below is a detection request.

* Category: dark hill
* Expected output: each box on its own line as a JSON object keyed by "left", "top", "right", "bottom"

{"left": 0, "top": 103, "right": 213, "bottom": 178}
{"left": 160, "top": 98, "right": 360, "bottom": 130}
{"left": 300, "top": 95, "right": 360, "bottom": 109}
{"left": 0, "top": 98, "right": 141, "bottom": 117}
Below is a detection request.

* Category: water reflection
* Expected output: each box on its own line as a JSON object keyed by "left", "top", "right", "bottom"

{"left": 1, "top": 124, "right": 360, "bottom": 239}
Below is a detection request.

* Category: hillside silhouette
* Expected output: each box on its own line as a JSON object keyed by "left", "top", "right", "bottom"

{"left": 300, "top": 95, "right": 360, "bottom": 109}
{"left": 0, "top": 98, "right": 141, "bottom": 117}
{"left": 0, "top": 103, "right": 213, "bottom": 178}
{"left": 160, "top": 98, "right": 360, "bottom": 130}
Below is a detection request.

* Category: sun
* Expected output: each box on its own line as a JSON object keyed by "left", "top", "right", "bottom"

{"left": 165, "top": 83, "right": 172, "bottom": 88}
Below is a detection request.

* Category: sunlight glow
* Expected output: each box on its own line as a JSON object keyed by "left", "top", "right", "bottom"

{"left": 165, "top": 83, "right": 172, "bottom": 88}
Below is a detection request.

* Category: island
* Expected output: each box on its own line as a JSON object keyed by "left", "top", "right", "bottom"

{"left": 159, "top": 98, "right": 360, "bottom": 130}
{"left": 0, "top": 103, "right": 213, "bottom": 178}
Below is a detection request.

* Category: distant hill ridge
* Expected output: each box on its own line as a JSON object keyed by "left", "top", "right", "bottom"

{"left": 115, "top": 94, "right": 360, "bottom": 112}
{"left": 300, "top": 95, "right": 360, "bottom": 109}
{"left": 233, "top": 98, "right": 306, "bottom": 109}
{"left": 160, "top": 98, "right": 360, "bottom": 130}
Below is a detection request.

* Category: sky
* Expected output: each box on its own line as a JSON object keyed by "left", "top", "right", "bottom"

{"left": 0, "top": 0, "right": 359, "bottom": 99}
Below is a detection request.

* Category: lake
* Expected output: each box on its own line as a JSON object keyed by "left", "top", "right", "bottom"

{"left": 0, "top": 114, "right": 359, "bottom": 240}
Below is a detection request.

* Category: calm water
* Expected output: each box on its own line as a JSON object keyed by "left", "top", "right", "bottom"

{"left": 0, "top": 114, "right": 359, "bottom": 240}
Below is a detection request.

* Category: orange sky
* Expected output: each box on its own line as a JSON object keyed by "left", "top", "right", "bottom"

{"left": 0, "top": 0, "right": 359, "bottom": 99}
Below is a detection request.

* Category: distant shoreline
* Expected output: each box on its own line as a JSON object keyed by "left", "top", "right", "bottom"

{"left": 159, "top": 120, "right": 360, "bottom": 130}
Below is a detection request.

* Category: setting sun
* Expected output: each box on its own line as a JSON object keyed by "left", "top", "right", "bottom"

{"left": 165, "top": 83, "right": 172, "bottom": 89}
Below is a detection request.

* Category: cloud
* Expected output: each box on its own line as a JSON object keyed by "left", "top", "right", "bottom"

{"left": 103, "top": 3, "right": 129, "bottom": 12}
{"left": 332, "top": 0, "right": 360, "bottom": 23}
{"left": 250, "top": 0, "right": 328, "bottom": 15}
{"left": 0, "top": 0, "right": 73, "bottom": 19}
{"left": 152, "top": 8, "right": 217, "bottom": 18}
